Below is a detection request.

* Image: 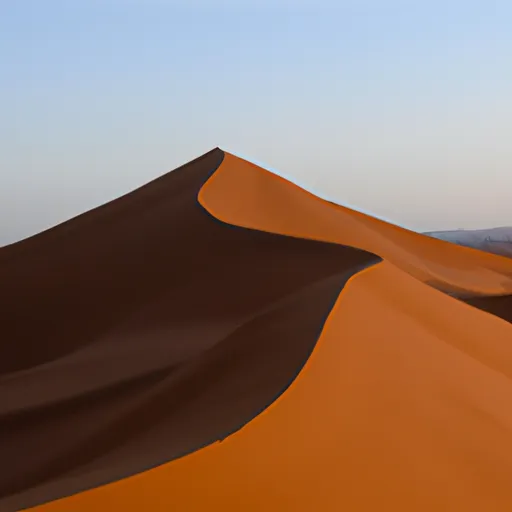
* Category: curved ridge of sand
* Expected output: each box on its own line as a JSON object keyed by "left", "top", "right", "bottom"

{"left": 2, "top": 148, "right": 512, "bottom": 511}
{"left": 0, "top": 149, "right": 379, "bottom": 511}
{"left": 199, "top": 152, "right": 512, "bottom": 297}
{"left": 27, "top": 263, "right": 512, "bottom": 512}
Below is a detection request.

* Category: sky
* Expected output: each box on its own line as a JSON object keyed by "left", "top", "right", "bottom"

{"left": 1, "top": 0, "right": 512, "bottom": 245}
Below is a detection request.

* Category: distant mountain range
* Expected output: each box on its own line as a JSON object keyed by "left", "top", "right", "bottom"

{"left": 425, "top": 227, "right": 512, "bottom": 258}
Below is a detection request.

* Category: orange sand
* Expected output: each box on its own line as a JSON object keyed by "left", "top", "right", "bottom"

{"left": 27, "top": 152, "right": 512, "bottom": 512}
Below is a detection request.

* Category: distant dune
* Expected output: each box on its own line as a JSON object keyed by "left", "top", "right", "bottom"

{"left": 426, "top": 227, "right": 512, "bottom": 258}
{"left": 2, "top": 149, "right": 512, "bottom": 512}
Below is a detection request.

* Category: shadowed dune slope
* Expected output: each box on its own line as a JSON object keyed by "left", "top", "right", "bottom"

{"left": 0, "top": 149, "right": 379, "bottom": 511}
{"left": 1, "top": 148, "right": 512, "bottom": 511}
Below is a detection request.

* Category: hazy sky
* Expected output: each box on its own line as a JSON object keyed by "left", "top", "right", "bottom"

{"left": 2, "top": 0, "right": 512, "bottom": 245}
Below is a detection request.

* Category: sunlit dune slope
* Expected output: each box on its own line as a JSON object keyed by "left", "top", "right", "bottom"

{"left": 2, "top": 148, "right": 511, "bottom": 512}
{"left": 199, "top": 152, "right": 512, "bottom": 296}
{"left": 29, "top": 262, "right": 512, "bottom": 512}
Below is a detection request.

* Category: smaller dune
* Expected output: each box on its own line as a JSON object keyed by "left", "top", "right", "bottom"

{"left": 426, "top": 227, "right": 512, "bottom": 258}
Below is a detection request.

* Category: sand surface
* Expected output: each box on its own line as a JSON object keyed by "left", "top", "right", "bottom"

{"left": 1, "top": 149, "right": 512, "bottom": 511}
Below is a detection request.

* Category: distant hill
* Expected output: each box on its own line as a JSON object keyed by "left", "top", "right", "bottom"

{"left": 425, "top": 227, "right": 512, "bottom": 258}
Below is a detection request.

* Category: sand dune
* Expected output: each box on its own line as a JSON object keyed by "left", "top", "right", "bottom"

{"left": 426, "top": 227, "right": 512, "bottom": 258}
{"left": 1, "top": 149, "right": 512, "bottom": 511}
{"left": 200, "top": 153, "right": 512, "bottom": 297}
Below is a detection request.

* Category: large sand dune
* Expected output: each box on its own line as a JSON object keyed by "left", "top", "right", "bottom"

{"left": 1, "top": 149, "right": 512, "bottom": 511}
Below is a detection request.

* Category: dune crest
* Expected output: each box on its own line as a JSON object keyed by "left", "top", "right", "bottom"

{"left": 1, "top": 149, "right": 512, "bottom": 511}
{"left": 200, "top": 152, "right": 512, "bottom": 296}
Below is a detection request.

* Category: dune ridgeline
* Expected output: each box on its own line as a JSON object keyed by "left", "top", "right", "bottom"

{"left": 1, "top": 148, "right": 512, "bottom": 512}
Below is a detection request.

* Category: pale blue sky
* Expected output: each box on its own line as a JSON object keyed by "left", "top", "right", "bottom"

{"left": 2, "top": 0, "right": 512, "bottom": 245}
